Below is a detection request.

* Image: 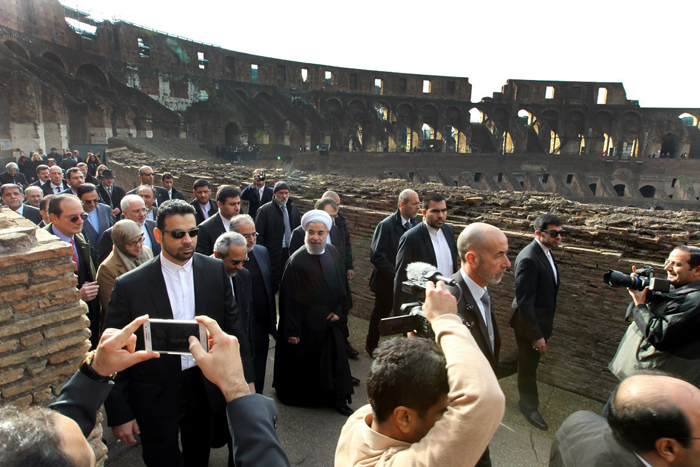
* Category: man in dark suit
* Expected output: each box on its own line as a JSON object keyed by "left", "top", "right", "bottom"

{"left": 190, "top": 178, "right": 218, "bottom": 225}
{"left": 30, "top": 164, "right": 50, "bottom": 188}
{"left": 60, "top": 167, "right": 85, "bottom": 196}
{"left": 23, "top": 186, "right": 44, "bottom": 208}
{"left": 77, "top": 162, "right": 98, "bottom": 185}
{"left": 231, "top": 214, "right": 277, "bottom": 394}
{"left": 503, "top": 213, "right": 563, "bottom": 430}
{"left": 77, "top": 184, "right": 114, "bottom": 265}
{"left": 393, "top": 192, "right": 459, "bottom": 316}
{"left": 195, "top": 185, "right": 240, "bottom": 256}
{"left": 42, "top": 165, "right": 68, "bottom": 195}
{"left": 59, "top": 151, "right": 79, "bottom": 171}
{"left": 1, "top": 183, "right": 42, "bottom": 225}
{"left": 126, "top": 166, "right": 169, "bottom": 207}
{"left": 240, "top": 169, "right": 273, "bottom": 220}
{"left": 96, "top": 169, "right": 126, "bottom": 214}
{"left": 44, "top": 194, "right": 100, "bottom": 348}
{"left": 365, "top": 189, "right": 421, "bottom": 356}
{"left": 550, "top": 373, "right": 700, "bottom": 467}
{"left": 255, "top": 181, "right": 301, "bottom": 290}
{"left": 161, "top": 172, "right": 184, "bottom": 201}
{"left": 451, "top": 222, "right": 511, "bottom": 467}
{"left": 103, "top": 200, "right": 254, "bottom": 466}
{"left": 0, "top": 162, "right": 28, "bottom": 187}
{"left": 97, "top": 195, "right": 160, "bottom": 264}
{"left": 0, "top": 314, "right": 290, "bottom": 467}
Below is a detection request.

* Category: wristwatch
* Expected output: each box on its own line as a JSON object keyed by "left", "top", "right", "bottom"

{"left": 79, "top": 350, "right": 116, "bottom": 383}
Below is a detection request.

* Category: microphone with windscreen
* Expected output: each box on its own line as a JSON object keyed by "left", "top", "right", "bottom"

{"left": 406, "top": 261, "right": 458, "bottom": 286}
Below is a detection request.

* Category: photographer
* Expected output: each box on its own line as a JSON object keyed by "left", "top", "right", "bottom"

{"left": 334, "top": 281, "right": 505, "bottom": 467}
{"left": 240, "top": 168, "right": 273, "bottom": 219}
{"left": 609, "top": 245, "right": 700, "bottom": 386}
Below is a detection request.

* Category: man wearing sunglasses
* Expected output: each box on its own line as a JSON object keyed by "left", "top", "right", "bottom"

{"left": 44, "top": 194, "right": 100, "bottom": 348}
{"left": 504, "top": 213, "right": 564, "bottom": 431}
{"left": 103, "top": 200, "right": 254, "bottom": 466}
{"left": 126, "top": 166, "right": 169, "bottom": 207}
{"left": 77, "top": 183, "right": 114, "bottom": 266}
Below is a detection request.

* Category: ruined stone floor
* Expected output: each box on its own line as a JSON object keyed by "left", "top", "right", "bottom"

{"left": 104, "top": 315, "right": 604, "bottom": 466}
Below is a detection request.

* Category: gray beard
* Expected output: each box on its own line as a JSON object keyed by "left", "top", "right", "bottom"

{"left": 305, "top": 240, "right": 325, "bottom": 256}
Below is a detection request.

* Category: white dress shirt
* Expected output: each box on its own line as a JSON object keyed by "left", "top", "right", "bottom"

{"left": 535, "top": 238, "right": 558, "bottom": 284}
{"left": 219, "top": 212, "right": 230, "bottom": 232}
{"left": 140, "top": 223, "right": 153, "bottom": 251}
{"left": 425, "top": 221, "right": 454, "bottom": 277}
{"left": 460, "top": 268, "right": 494, "bottom": 351}
{"left": 160, "top": 254, "right": 197, "bottom": 370}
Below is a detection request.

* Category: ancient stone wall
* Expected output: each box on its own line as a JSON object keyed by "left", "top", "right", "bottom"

{"left": 0, "top": 208, "right": 106, "bottom": 465}
{"left": 104, "top": 151, "right": 700, "bottom": 401}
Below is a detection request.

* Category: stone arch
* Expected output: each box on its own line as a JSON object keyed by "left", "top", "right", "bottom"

{"left": 613, "top": 183, "right": 627, "bottom": 197}
{"left": 396, "top": 103, "right": 414, "bottom": 122}
{"left": 595, "top": 111, "right": 614, "bottom": 134}
{"left": 75, "top": 63, "right": 108, "bottom": 89}
{"left": 492, "top": 108, "right": 509, "bottom": 131}
{"left": 326, "top": 98, "right": 343, "bottom": 118}
{"left": 660, "top": 133, "right": 680, "bottom": 157}
{"left": 42, "top": 51, "right": 66, "bottom": 71}
{"left": 542, "top": 110, "right": 559, "bottom": 132}
{"left": 469, "top": 107, "right": 484, "bottom": 124}
{"left": 348, "top": 99, "right": 365, "bottom": 121}
{"left": 623, "top": 112, "right": 642, "bottom": 133}
{"left": 518, "top": 108, "right": 534, "bottom": 126}
{"left": 225, "top": 122, "right": 242, "bottom": 146}
{"left": 290, "top": 128, "right": 303, "bottom": 148}
{"left": 373, "top": 102, "right": 389, "bottom": 121}
{"left": 639, "top": 185, "right": 656, "bottom": 198}
{"left": 234, "top": 89, "right": 248, "bottom": 100}
{"left": 445, "top": 106, "right": 462, "bottom": 121}
{"left": 3, "top": 40, "right": 29, "bottom": 61}
{"left": 679, "top": 112, "right": 699, "bottom": 127}
{"left": 253, "top": 91, "right": 272, "bottom": 102}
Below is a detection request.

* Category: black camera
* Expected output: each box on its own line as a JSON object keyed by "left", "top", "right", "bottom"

{"left": 257, "top": 172, "right": 266, "bottom": 181}
{"left": 603, "top": 267, "right": 672, "bottom": 293}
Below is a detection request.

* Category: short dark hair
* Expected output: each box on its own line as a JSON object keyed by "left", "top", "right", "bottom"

{"left": 367, "top": 337, "right": 449, "bottom": 424}
{"left": 65, "top": 167, "right": 82, "bottom": 179}
{"left": 40, "top": 194, "right": 54, "bottom": 212}
{"left": 1, "top": 183, "right": 23, "bottom": 196}
{"left": 156, "top": 199, "right": 196, "bottom": 230}
{"left": 76, "top": 183, "right": 97, "bottom": 199}
{"left": 193, "top": 179, "right": 211, "bottom": 191}
{"left": 534, "top": 213, "right": 562, "bottom": 232}
{"left": 673, "top": 245, "right": 700, "bottom": 269}
{"left": 48, "top": 194, "right": 79, "bottom": 217}
{"left": 422, "top": 193, "right": 446, "bottom": 210}
{"left": 314, "top": 197, "right": 337, "bottom": 211}
{"left": 162, "top": 172, "right": 173, "bottom": 181}
{"left": 608, "top": 383, "right": 692, "bottom": 452}
{"left": 36, "top": 164, "right": 49, "bottom": 174}
{"left": 0, "top": 405, "right": 73, "bottom": 467}
{"left": 216, "top": 185, "right": 240, "bottom": 204}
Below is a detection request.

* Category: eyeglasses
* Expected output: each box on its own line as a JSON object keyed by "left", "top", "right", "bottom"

{"left": 162, "top": 228, "right": 199, "bottom": 239}
{"left": 230, "top": 256, "right": 249, "bottom": 266}
{"left": 242, "top": 232, "right": 259, "bottom": 239}
{"left": 140, "top": 172, "right": 155, "bottom": 177}
{"left": 542, "top": 229, "right": 565, "bottom": 237}
{"left": 126, "top": 235, "right": 145, "bottom": 248}
{"left": 130, "top": 208, "right": 148, "bottom": 214}
{"left": 64, "top": 212, "right": 89, "bottom": 223}
{"left": 82, "top": 199, "right": 99, "bottom": 205}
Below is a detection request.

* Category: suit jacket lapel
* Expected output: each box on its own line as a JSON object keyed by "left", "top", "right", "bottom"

{"left": 148, "top": 257, "right": 173, "bottom": 319}
{"left": 252, "top": 246, "right": 272, "bottom": 297}
{"left": 535, "top": 241, "right": 557, "bottom": 287}
{"left": 456, "top": 274, "right": 494, "bottom": 358}
{"left": 74, "top": 234, "right": 95, "bottom": 280}
{"left": 192, "top": 255, "right": 207, "bottom": 316}
{"left": 418, "top": 224, "right": 438, "bottom": 266}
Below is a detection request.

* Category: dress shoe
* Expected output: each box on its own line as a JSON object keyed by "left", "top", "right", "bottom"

{"left": 346, "top": 343, "right": 360, "bottom": 359}
{"left": 365, "top": 345, "right": 375, "bottom": 359}
{"left": 351, "top": 376, "right": 360, "bottom": 386}
{"left": 520, "top": 408, "right": 548, "bottom": 430}
{"left": 336, "top": 405, "right": 354, "bottom": 417}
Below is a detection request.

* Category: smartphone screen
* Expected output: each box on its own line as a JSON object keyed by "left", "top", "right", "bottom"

{"left": 148, "top": 321, "right": 201, "bottom": 354}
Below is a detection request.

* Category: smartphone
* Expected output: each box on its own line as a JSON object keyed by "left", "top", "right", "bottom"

{"left": 143, "top": 319, "right": 208, "bottom": 355}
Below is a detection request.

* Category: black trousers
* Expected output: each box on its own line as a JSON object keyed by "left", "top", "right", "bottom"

{"left": 139, "top": 367, "right": 214, "bottom": 467}
{"left": 501, "top": 333, "right": 543, "bottom": 412}
{"left": 365, "top": 286, "right": 393, "bottom": 353}
{"left": 252, "top": 324, "right": 270, "bottom": 394}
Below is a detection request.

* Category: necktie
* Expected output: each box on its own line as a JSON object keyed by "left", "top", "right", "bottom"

{"left": 282, "top": 204, "right": 292, "bottom": 247}
{"left": 54, "top": 186, "right": 60, "bottom": 194}
{"left": 404, "top": 221, "right": 410, "bottom": 230}
{"left": 480, "top": 289, "right": 495, "bottom": 353}
{"left": 69, "top": 238, "right": 78, "bottom": 271}
{"left": 547, "top": 250, "right": 558, "bottom": 284}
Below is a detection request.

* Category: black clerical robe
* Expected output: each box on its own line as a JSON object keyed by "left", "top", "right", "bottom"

{"left": 273, "top": 244, "right": 353, "bottom": 407}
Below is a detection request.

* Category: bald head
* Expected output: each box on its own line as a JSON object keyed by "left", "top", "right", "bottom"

{"left": 609, "top": 374, "right": 700, "bottom": 458}
{"left": 457, "top": 223, "right": 511, "bottom": 288}
{"left": 322, "top": 190, "right": 340, "bottom": 203}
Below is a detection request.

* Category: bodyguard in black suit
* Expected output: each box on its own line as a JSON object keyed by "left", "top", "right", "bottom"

{"left": 240, "top": 169, "right": 273, "bottom": 219}
{"left": 42, "top": 165, "right": 69, "bottom": 195}
{"left": 451, "top": 223, "right": 512, "bottom": 467}
{"left": 103, "top": 200, "right": 254, "bottom": 466}
{"left": 161, "top": 172, "right": 185, "bottom": 201}
{"left": 77, "top": 184, "right": 114, "bottom": 265}
{"left": 393, "top": 193, "right": 459, "bottom": 316}
{"left": 96, "top": 169, "right": 126, "bottom": 212}
{"left": 504, "top": 213, "right": 563, "bottom": 431}
{"left": 231, "top": 214, "right": 278, "bottom": 394}
{"left": 190, "top": 179, "right": 218, "bottom": 225}
{"left": 366, "top": 189, "right": 421, "bottom": 355}
{"left": 195, "top": 185, "right": 241, "bottom": 256}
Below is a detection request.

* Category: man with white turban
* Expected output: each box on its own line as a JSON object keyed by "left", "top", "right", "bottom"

{"left": 273, "top": 210, "right": 355, "bottom": 416}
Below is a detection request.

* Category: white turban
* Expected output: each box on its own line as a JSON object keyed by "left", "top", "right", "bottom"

{"left": 301, "top": 210, "right": 332, "bottom": 231}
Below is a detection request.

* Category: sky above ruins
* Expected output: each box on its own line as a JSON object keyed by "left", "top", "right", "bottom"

{"left": 60, "top": 0, "right": 699, "bottom": 109}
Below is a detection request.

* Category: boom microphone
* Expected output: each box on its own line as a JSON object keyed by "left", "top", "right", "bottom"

{"left": 406, "top": 262, "right": 457, "bottom": 286}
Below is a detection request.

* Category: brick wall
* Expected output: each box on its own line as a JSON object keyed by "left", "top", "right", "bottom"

{"left": 0, "top": 209, "right": 106, "bottom": 465}
{"left": 104, "top": 151, "right": 700, "bottom": 401}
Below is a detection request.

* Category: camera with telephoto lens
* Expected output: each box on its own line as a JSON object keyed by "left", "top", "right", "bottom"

{"left": 603, "top": 267, "right": 672, "bottom": 293}
{"left": 257, "top": 172, "right": 266, "bottom": 181}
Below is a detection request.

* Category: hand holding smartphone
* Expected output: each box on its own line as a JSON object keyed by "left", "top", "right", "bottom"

{"left": 143, "top": 319, "right": 208, "bottom": 355}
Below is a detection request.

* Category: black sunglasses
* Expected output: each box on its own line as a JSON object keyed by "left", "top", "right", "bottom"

{"left": 230, "top": 256, "right": 249, "bottom": 266}
{"left": 65, "top": 213, "right": 89, "bottom": 223}
{"left": 542, "top": 229, "right": 565, "bottom": 237}
{"left": 140, "top": 172, "right": 155, "bottom": 177}
{"left": 162, "top": 228, "right": 199, "bottom": 239}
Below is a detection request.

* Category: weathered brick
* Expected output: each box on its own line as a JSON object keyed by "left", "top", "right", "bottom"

{"left": 0, "top": 272, "right": 29, "bottom": 287}
{"left": 20, "top": 332, "right": 44, "bottom": 348}
{"left": 0, "top": 304, "right": 86, "bottom": 338}
{"left": 12, "top": 300, "right": 37, "bottom": 314}
{"left": 0, "top": 307, "right": 11, "bottom": 322}
{"left": 48, "top": 340, "right": 90, "bottom": 364}
{"left": 33, "top": 262, "right": 77, "bottom": 279}
{"left": 0, "top": 338, "right": 18, "bottom": 353}
{"left": 32, "top": 387, "right": 52, "bottom": 403}
{"left": 38, "top": 289, "right": 81, "bottom": 309}
{"left": 26, "top": 359, "right": 48, "bottom": 376}
{"left": 0, "top": 329, "right": 90, "bottom": 369}
{"left": 6, "top": 394, "right": 33, "bottom": 406}
{"left": 0, "top": 277, "right": 77, "bottom": 302}
{"left": 44, "top": 315, "right": 90, "bottom": 339}
{"left": 0, "top": 241, "right": 73, "bottom": 267}
{"left": 0, "top": 361, "right": 78, "bottom": 398}
{"left": 0, "top": 367, "right": 24, "bottom": 385}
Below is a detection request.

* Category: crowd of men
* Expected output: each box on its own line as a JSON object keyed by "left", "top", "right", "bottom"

{"left": 2, "top": 157, "right": 700, "bottom": 467}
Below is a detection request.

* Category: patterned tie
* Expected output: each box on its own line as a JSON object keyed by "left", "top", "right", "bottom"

{"left": 480, "top": 289, "right": 495, "bottom": 353}
{"left": 69, "top": 238, "right": 78, "bottom": 271}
